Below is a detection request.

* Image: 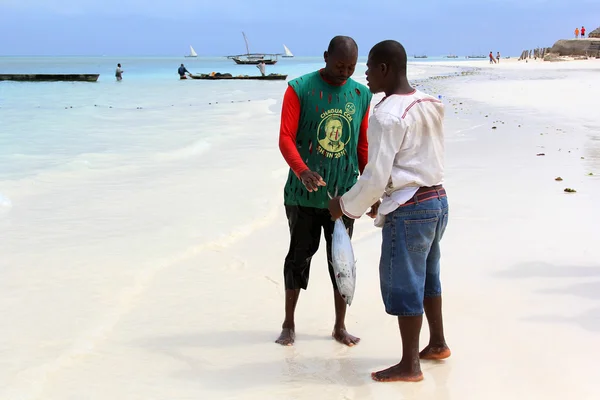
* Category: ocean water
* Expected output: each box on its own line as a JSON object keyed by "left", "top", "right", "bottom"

{"left": 0, "top": 56, "right": 463, "bottom": 183}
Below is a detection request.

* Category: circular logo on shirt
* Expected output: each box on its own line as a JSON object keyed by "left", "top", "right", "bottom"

{"left": 345, "top": 102, "right": 356, "bottom": 116}
{"left": 317, "top": 111, "right": 352, "bottom": 157}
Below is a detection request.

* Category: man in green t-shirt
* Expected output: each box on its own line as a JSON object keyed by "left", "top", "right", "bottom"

{"left": 277, "top": 36, "right": 377, "bottom": 346}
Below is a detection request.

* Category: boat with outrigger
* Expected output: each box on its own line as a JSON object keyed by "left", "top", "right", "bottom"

{"left": 190, "top": 72, "right": 287, "bottom": 81}
{"left": 226, "top": 32, "right": 282, "bottom": 65}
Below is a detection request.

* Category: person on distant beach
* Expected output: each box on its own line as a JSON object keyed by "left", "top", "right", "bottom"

{"left": 276, "top": 35, "right": 374, "bottom": 347}
{"left": 115, "top": 63, "right": 123, "bottom": 81}
{"left": 329, "top": 39, "right": 450, "bottom": 383}
{"left": 489, "top": 51, "right": 496, "bottom": 64}
{"left": 581, "top": 26, "right": 586, "bottom": 38}
{"left": 178, "top": 64, "right": 191, "bottom": 79}
{"left": 256, "top": 61, "right": 266, "bottom": 76}
{"left": 497, "top": 51, "right": 501, "bottom": 63}
{"left": 575, "top": 27, "right": 580, "bottom": 38}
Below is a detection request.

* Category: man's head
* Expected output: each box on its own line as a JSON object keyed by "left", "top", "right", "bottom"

{"left": 323, "top": 36, "right": 358, "bottom": 84}
{"left": 117, "top": 63, "right": 121, "bottom": 67}
{"left": 181, "top": 64, "right": 184, "bottom": 67}
{"left": 365, "top": 40, "right": 408, "bottom": 94}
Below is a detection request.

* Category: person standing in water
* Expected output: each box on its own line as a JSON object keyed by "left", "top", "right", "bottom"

{"left": 115, "top": 63, "right": 123, "bottom": 81}
{"left": 256, "top": 61, "right": 266, "bottom": 76}
{"left": 276, "top": 35, "right": 375, "bottom": 347}
{"left": 329, "top": 39, "right": 450, "bottom": 383}
{"left": 178, "top": 64, "right": 191, "bottom": 79}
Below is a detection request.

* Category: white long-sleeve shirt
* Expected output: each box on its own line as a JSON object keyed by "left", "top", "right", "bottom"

{"left": 340, "top": 90, "right": 445, "bottom": 227}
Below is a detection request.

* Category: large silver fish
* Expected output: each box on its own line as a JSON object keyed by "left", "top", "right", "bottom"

{"left": 331, "top": 218, "right": 357, "bottom": 306}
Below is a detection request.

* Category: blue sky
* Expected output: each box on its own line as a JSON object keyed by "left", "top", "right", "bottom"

{"left": 0, "top": 0, "right": 598, "bottom": 56}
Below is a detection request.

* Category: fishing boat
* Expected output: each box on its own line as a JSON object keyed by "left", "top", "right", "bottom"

{"left": 413, "top": 55, "right": 428, "bottom": 59}
{"left": 190, "top": 73, "right": 287, "bottom": 81}
{"left": 226, "top": 32, "right": 279, "bottom": 65}
{"left": 467, "top": 55, "right": 486, "bottom": 59}
{"left": 185, "top": 45, "right": 198, "bottom": 58}
{"left": 0, "top": 74, "right": 100, "bottom": 82}
{"left": 445, "top": 54, "right": 459, "bottom": 58}
{"left": 282, "top": 44, "right": 294, "bottom": 58}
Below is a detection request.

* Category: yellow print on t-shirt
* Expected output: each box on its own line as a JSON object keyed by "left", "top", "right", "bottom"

{"left": 316, "top": 103, "right": 355, "bottom": 159}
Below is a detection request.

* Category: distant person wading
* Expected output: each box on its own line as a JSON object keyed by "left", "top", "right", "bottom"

{"left": 178, "top": 64, "right": 191, "bottom": 79}
{"left": 115, "top": 63, "right": 123, "bottom": 81}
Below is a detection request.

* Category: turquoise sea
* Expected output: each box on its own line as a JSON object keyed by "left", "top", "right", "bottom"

{"left": 0, "top": 56, "right": 465, "bottom": 185}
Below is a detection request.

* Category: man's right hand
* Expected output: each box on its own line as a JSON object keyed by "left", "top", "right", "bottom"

{"left": 299, "top": 170, "right": 326, "bottom": 192}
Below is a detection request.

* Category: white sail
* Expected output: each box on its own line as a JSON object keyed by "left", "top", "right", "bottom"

{"left": 283, "top": 44, "right": 294, "bottom": 57}
{"left": 189, "top": 45, "right": 198, "bottom": 57}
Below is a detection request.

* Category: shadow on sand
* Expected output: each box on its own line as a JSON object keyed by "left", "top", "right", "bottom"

{"left": 495, "top": 261, "right": 600, "bottom": 333}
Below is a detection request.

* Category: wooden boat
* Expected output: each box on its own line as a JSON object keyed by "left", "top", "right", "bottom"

{"left": 445, "top": 55, "right": 459, "bottom": 58}
{"left": 190, "top": 73, "right": 287, "bottom": 81}
{"left": 413, "top": 55, "right": 428, "bottom": 59}
{"left": 229, "top": 55, "right": 278, "bottom": 65}
{"left": 226, "top": 32, "right": 279, "bottom": 65}
{"left": 0, "top": 74, "right": 99, "bottom": 82}
{"left": 467, "top": 55, "right": 486, "bottom": 59}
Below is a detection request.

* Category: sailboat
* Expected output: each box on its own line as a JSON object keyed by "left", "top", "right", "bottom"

{"left": 282, "top": 44, "right": 294, "bottom": 58}
{"left": 226, "top": 32, "right": 279, "bottom": 65}
{"left": 185, "top": 45, "right": 198, "bottom": 58}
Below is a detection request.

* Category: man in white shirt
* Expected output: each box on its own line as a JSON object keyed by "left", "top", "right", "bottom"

{"left": 328, "top": 39, "right": 451, "bottom": 383}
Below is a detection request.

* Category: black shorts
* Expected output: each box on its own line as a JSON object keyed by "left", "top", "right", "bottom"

{"left": 283, "top": 205, "right": 354, "bottom": 290}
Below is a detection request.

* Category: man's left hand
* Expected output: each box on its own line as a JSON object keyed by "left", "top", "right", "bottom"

{"left": 328, "top": 196, "right": 343, "bottom": 220}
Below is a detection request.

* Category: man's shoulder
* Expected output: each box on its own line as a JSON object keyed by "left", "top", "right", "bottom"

{"left": 288, "top": 71, "right": 320, "bottom": 89}
{"left": 377, "top": 90, "right": 442, "bottom": 119}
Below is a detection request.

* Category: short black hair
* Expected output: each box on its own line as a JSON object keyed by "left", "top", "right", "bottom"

{"left": 327, "top": 36, "right": 358, "bottom": 56}
{"left": 369, "top": 40, "right": 408, "bottom": 72}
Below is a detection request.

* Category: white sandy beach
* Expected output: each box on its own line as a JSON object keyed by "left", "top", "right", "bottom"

{"left": 1, "top": 58, "right": 599, "bottom": 399}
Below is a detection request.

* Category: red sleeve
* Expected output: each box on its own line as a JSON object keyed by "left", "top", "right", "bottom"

{"left": 357, "top": 105, "right": 370, "bottom": 174}
{"left": 278, "top": 86, "right": 309, "bottom": 177}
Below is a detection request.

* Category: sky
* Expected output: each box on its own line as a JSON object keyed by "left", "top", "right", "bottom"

{"left": 0, "top": 0, "right": 598, "bottom": 57}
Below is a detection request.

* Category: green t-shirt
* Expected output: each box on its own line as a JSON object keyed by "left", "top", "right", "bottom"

{"left": 283, "top": 71, "right": 372, "bottom": 209}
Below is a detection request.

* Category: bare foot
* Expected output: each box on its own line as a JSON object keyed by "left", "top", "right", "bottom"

{"left": 332, "top": 327, "right": 360, "bottom": 346}
{"left": 276, "top": 328, "right": 295, "bottom": 346}
{"left": 371, "top": 363, "right": 423, "bottom": 382}
{"left": 419, "top": 344, "right": 451, "bottom": 360}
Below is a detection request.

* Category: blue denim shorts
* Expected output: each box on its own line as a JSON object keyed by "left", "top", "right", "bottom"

{"left": 379, "top": 192, "right": 449, "bottom": 316}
